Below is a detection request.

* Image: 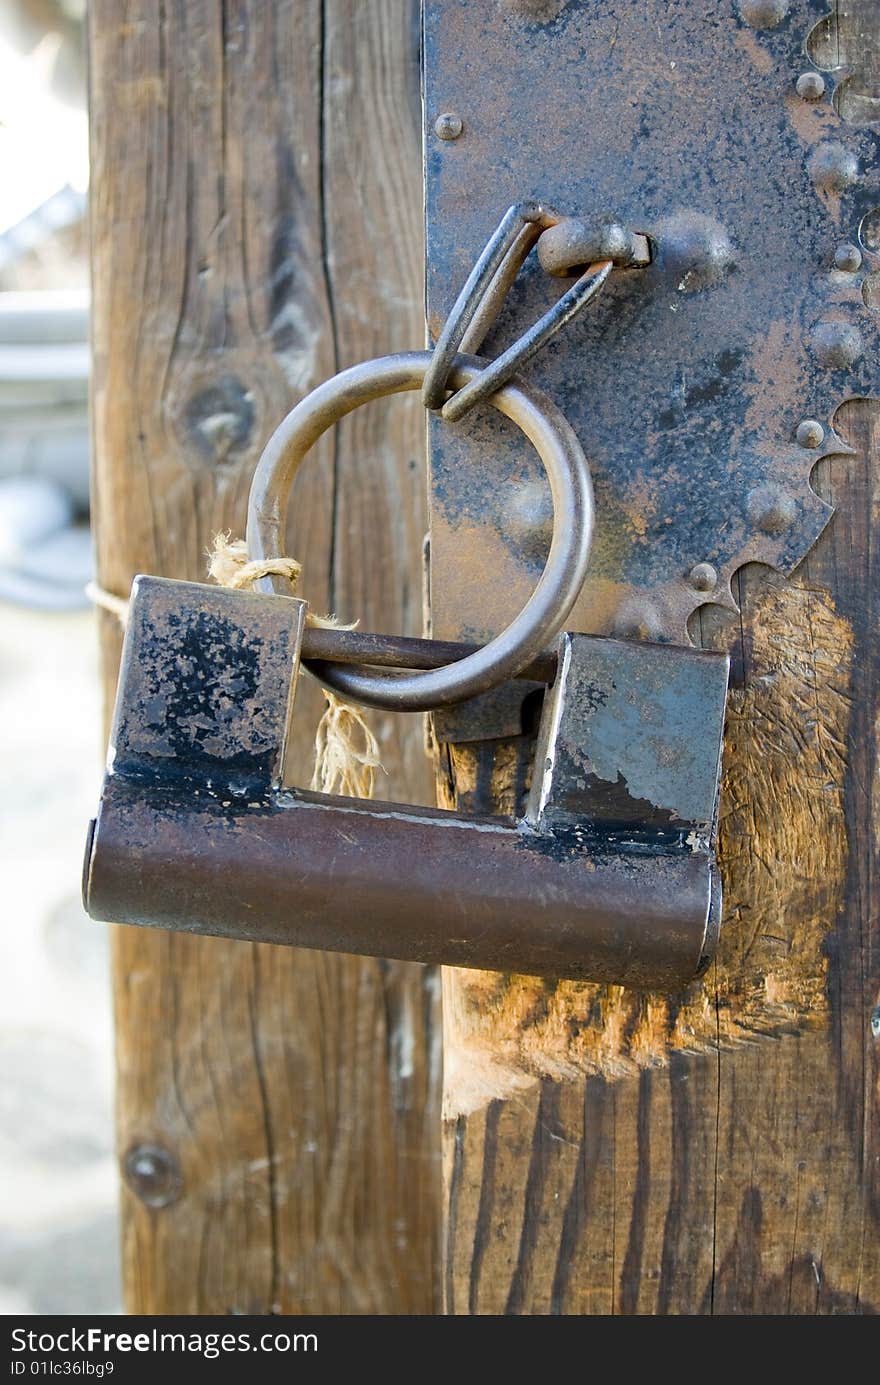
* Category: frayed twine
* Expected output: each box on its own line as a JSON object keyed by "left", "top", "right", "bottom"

{"left": 309, "top": 690, "right": 381, "bottom": 799}
{"left": 89, "top": 536, "right": 382, "bottom": 801}
{"left": 209, "top": 533, "right": 381, "bottom": 799}
{"left": 205, "top": 533, "right": 302, "bottom": 592}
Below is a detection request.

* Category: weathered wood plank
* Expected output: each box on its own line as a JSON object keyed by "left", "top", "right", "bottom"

{"left": 808, "top": 1, "right": 880, "bottom": 124}
{"left": 440, "top": 407, "right": 879, "bottom": 1310}
{"left": 90, "top": 0, "right": 438, "bottom": 1314}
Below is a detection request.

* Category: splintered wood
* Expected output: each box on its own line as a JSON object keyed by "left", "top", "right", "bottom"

{"left": 440, "top": 578, "right": 851, "bottom": 1111}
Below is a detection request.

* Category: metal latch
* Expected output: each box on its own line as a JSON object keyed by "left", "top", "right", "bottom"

{"left": 421, "top": 200, "right": 650, "bottom": 422}
{"left": 83, "top": 206, "right": 728, "bottom": 990}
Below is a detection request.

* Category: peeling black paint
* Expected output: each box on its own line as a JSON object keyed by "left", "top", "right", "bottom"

{"left": 545, "top": 768, "right": 693, "bottom": 834}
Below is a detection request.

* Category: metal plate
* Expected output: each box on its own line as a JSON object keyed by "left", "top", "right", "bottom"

{"left": 424, "top": 0, "right": 879, "bottom": 735}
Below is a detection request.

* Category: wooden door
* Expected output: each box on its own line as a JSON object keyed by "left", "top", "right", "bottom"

{"left": 89, "top": 0, "right": 879, "bottom": 1315}
{"left": 433, "top": 0, "right": 880, "bottom": 1314}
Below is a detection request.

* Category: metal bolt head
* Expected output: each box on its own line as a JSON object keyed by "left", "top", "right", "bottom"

{"left": 123, "top": 1143, "right": 182, "bottom": 1209}
{"left": 833, "top": 242, "right": 862, "bottom": 273}
{"left": 808, "top": 141, "right": 860, "bottom": 193}
{"left": 747, "top": 483, "right": 797, "bottom": 535}
{"left": 871, "top": 1005, "right": 880, "bottom": 1040}
{"left": 654, "top": 210, "right": 735, "bottom": 292}
{"left": 688, "top": 562, "right": 718, "bottom": 593}
{"left": 612, "top": 598, "right": 663, "bottom": 642}
{"left": 809, "top": 319, "right": 864, "bottom": 370}
{"left": 796, "top": 418, "right": 825, "bottom": 449}
{"left": 737, "top": 0, "right": 789, "bottom": 27}
{"left": 434, "top": 112, "right": 463, "bottom": 141}
{"left": 796, "top": 71, "right": 825, "bottom": 101}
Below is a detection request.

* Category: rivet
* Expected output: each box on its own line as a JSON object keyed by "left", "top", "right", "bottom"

{"left": 737, "top": 0, "right": 789, "bottom": 28}
{"left": 808, "top": 141, "right": 860, "bottom": 193}
{"left": 612, "top": 598, "right": 663, "bottom": 642}
{"left": 688, "top": 562, "right": 718, "bottom": 592}
{"left": 833, "top": 242, "right": 862, "bottom": 273}
{"left": 653, "top": 211, "right": 735, "bottom": 291}
{"left": 796, "top": 71, "right": 825, "bottom": 101}
{"left": 871, "top": 1005, "right": 880, "bottom": 1039}
{"left": 809, "top": 319, "right": 864, "bottom": 369}
{"left": 434, "top": 112, "right": 463, "bottom": 141}
{"left": 504, "top": 479, "right": 553, "bottom": 561}
{"left": 747, "top": 483, "right": 797, "bottom": 535}
{"left": 796, "top": 418, "right": 825, "bottom": 449}
{"left": 123, "top": 1143, "right": 182, "bottom": 1209}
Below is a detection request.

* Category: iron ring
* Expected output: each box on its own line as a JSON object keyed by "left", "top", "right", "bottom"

{"left": 246, "top": 350, "right": 593, "bottom": 712}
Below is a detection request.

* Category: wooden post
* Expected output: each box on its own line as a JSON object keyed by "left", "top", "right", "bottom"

{"left": 89, "top": 0, "right": 439, "bottom": 1313}
{"left": 437, "top": 1, "right": 880, "bottom": 1310}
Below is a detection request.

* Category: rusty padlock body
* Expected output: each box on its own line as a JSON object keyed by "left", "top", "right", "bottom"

{"left": 84, "top": 575, "right": 727, "bottom": 990}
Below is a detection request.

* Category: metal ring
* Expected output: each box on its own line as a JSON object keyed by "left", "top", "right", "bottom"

{"left": 246, "top": 350, "right": 593, "bottom": 712}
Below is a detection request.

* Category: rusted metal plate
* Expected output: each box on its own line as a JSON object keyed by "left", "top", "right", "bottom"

{"left": 84, "top": 577, "right": 725, "bottom": 989}
{"left": 424, "top": 0, "right": 879, "bottom": 737}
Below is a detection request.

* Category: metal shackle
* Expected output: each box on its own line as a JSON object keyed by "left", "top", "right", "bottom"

{"left": 246, "top": 349, "right": 594, "bottom": 712}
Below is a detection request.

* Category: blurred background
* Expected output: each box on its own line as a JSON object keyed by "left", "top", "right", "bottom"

{"left": 0, "top": 0, "right": 121, "bottom": 1313}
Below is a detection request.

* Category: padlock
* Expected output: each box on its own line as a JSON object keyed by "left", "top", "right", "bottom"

{"left": 83, "top": 351, "right": 728, "bottom": 991}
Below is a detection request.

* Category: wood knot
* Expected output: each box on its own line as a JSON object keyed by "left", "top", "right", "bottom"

{"left": 184, "top": 377, "right": 255, "bottom": 466}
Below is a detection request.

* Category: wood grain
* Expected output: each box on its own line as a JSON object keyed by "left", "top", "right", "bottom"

{"left": 808, "top": 1, "right": 880, "bottom": 124}
{"left": 89, "top": 0, "right": 439, "bottom": 1313}
{"left": 440, "top": 400, "right": 879, "bottom": 1313}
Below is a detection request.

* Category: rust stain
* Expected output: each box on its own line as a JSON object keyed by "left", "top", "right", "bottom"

{"left": 429, "top": 514, "right": 535, "bottom": 643}
{"left": 784, "top": 86, "right": 839, "bottom": 148}
{"left": 731, "top": 28, "right": 774, "bottom": 77}
{"left": 442, "top": 578, "right": 852, "bottom": 1116}
{"left": 741, "top": 318, "right": 806, "bottom": 442}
